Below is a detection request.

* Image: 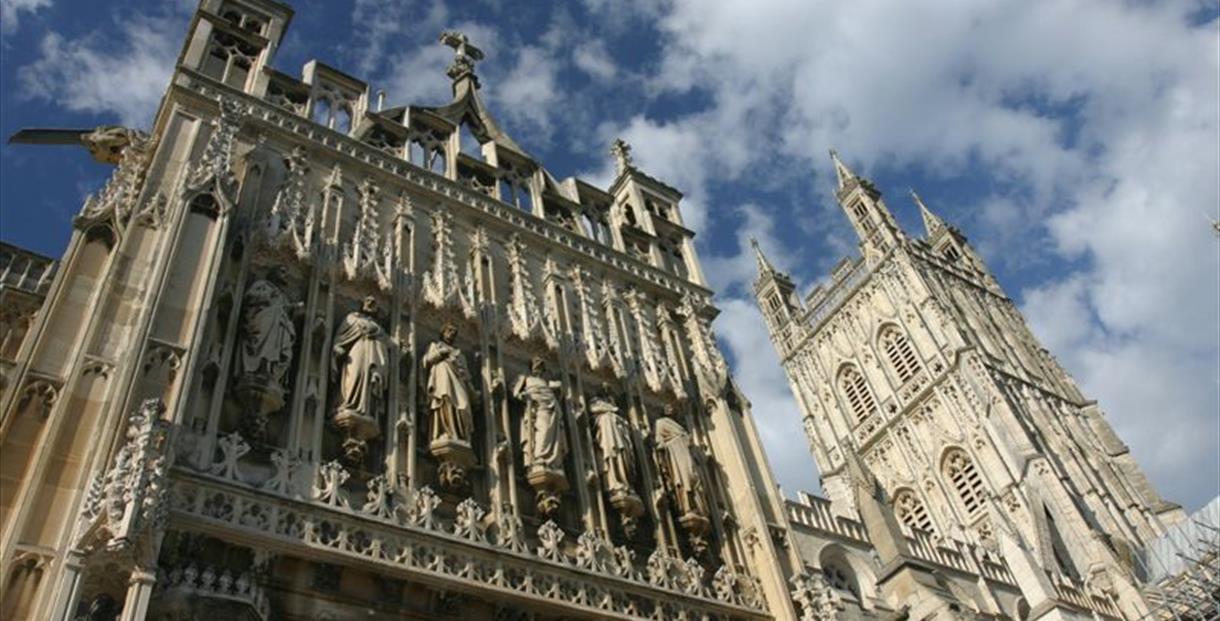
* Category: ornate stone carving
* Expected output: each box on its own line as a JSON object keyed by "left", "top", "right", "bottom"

{"left": 495, "top": 508, "right": 528, "bottom": 554}
{"left": 655, "top": 304, "right": 687, "bottom": 399}
{"left": 513, "top": 356, "right": 568, "bottom": 517}
{"left": 16, "top": 379, "right": 58, "bottom": 418}
{"left": 655, "top": 416, "right": 710, "bottom": 553}
{"left": 361, "top": 474, "right": 395, "bottom": 520}
{"left": 185, "top": 97, "right": 245, "bottom": 205}
{"left": 263, "top": 448, "right": 301, "bottom": 496}
{"left": 600, "top": 279, "right": 628, "bottom": 378}
{"left": 331, "top": 295, "right": 389, "bottom": 465}
{"left": 422, "top": 210, "right": 474, "bottom": 318}
{"left": 264, "top": 145, "right": 314, "bottom": 258}
{"left": 234, "top": 266, "right": 299, "bottom": 440}
{"left": 424, "top": 321, "right": 476, "bottom": 491}
{"left": 154, "top": 558, "right": 271, "bottom": 620}
{"left": 439, "top": 31, "right": 484, "bottom": 84}
{"left": 311, "top": 460, "right": 350, "bottom": 509}
{"left": 505, "top": 234, "right": 552, "bottom": 347}
{"left": 536, "top": 520, "right": 566, "bottom": 563}
{"left": 209, "top": 431, "right": 250, "bottom": 483}
{"left": 590, "top": 385, "right": 643, "bottom": 536}
{"left": 76, "top": 128, "right": 154, "bottom": 232}
{"left": 790, "top": 571, "right": 842, "bottom": 621}
{"left": 680, "top": 294, "right": 728, "bottom": 390}
{"left": 575, "top": 531, "right": 615, "bottom": 574}
{"left": 625, "top": 289, "right": 663, "bottom": 392}
{"left": 413, "top": 486, "right": 442, "bottom": 531}
{"left": 453, "top": 498, "right": 487, "bottom": 543}
{"left": 570, "top": 266, "right": 613, "bottom": 371}
{"left": 343, "top": 177, "right": 393, "bottom": 289}
{"left": 75, "top": 398, "right": 170, "bottom": 554}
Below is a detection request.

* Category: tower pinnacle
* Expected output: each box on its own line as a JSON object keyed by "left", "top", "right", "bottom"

{"left": 829, "top": 148, "right": 857, "bottom": 190}
{"left": 911, "top": 189, "right": 947, "bottom": 237}
{"left": 611, "top": 138, "right": 634, "bottom": 177}
{"left": 439, "top": 30, "right": 484, "bottom": 95}
{"left": 751, "top": 237, "right": 776, "bottom": 275}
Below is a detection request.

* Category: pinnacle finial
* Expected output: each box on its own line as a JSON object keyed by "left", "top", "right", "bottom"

{"left": 911, "top": 188, "right": 946, "bottom": 236}
{"left": 440, "top": 31, "right": 484, "bottom": 92}
{"left": 611, "top": 138, "right": 634, "bottom": 176}
{"left": 750, "top": 237, "right": 776, "bottom": 274}
{"left": 829, "top": 148, "right": 856, "bottom": 190}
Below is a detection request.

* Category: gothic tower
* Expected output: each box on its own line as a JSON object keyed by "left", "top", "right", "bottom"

{"left": 754, "top": 151, "right": 1186, "bottom": 618}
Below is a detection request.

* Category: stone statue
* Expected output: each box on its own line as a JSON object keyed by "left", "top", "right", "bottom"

{"left": 234, "top": 267, "right": 299, "bottom": 439}
{"left": 424, "top": 322, "right": 474, "bottom": 444}
{"left": 237, "top": 266, "right": 298, "bottom": 385}
{"left": 592, "top": 388, "right": 634, "bottom": 495}
{"left": 515, "top": 356, "right": 567, "bottom": 474}
{"left": 655, "top": 413, "right": 711, "bottom": 550}
{"left": 331, "top": 296, "right": 389, "bottom": 464}
{"left": 423, "top": 322, "right": 476, "bottom": 490}
{"left": 513, "top": 356, "right": 568, "bottom": 516}
{"left": 591, "top": 384, "right": 643, "bottom": 536}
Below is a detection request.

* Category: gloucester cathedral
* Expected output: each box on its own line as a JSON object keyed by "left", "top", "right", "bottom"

{"left": 0, "top": 1, "right": 1213, "bottom": 620}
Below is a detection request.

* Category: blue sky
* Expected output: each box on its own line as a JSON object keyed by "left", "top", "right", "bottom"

{"left": 2, "top": 0, "right": 1217, "bottom": 511}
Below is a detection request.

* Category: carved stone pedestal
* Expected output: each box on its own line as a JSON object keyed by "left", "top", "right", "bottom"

{"left": 610, "top": 489, "right": 644, "bottom": 537}
{"left": 527, "top": 466, "right": 569, "bottom": 517}
{"left": 430, "top": 438, "right": 475, "bottom": 491}
{"left": 234, "top": 377, "right": 285, "bottom": 442}
{"left": 334, "top": 411, "right": 380, "bottom": 465}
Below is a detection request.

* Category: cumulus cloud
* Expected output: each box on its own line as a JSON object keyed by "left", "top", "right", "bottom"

{"left": 17, "top": 12, "right": 183, "bottom": 126}
{"left": 0, "top": 0, "right": 50, "bottom": 35}
{"left": 573, "top": 39, "right": 617, "bottom": 81}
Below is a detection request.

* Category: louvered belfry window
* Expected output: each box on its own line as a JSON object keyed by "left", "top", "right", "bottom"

{"left": 880, "top": 326, "right": 920, "bottom": 384}
{"left": 839, "top": 366, "right": 878, "bottom": 423}
{"left": 943, "top": 449, "right": 986, "bottom": 517}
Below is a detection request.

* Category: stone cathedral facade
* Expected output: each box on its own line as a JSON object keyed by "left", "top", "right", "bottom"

{"left": 753, "top": 152, "right": 1194, "bottom": 621}
{"left": 0, "top": 1, "right": 802, "bottom": 619}
{"left": 0, "top": 1, "right": 1205, "bottom": 621}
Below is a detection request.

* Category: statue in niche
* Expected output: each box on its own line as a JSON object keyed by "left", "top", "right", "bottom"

{"left": 423, "top": 322, "right": 476, "bottom": 490}
{"left": 331, "top": 295, "right": 389, "bottom": 465}
{"left": 234, "top": 266, "right": 300, "bottom": 440}
{"left": 513, "top": 356, "right": 568, "bottom": 516}
{"left": 655, "top": 413, "right": 711, "bottom": 552}
{"left": 591, "top": 384, "right": 643, "bottom": 536}
{"left": 424, "top": 322, "right": 474, "bottom": 444}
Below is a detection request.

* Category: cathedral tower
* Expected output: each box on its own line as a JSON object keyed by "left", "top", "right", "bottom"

{"left": 755, "top": 151, "right": 1185, "bottom": 619}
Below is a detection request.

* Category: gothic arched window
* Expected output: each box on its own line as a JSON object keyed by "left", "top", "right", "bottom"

{"left": 943, "top": 449, "right": 986, "bottom": 518}
{"left": 892, "top": 488, "right": 934, "bottom": 534}
{"left": 838, "top": 365, "right": 878, "bottom": 423}
{"left": 879, "top": 325, "right": 920, "bottom": 384}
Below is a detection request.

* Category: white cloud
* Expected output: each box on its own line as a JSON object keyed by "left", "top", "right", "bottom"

{"left": 573, "top": 40, "right": 617, "bottom": 81}
{"left": 0, "top": 0, "right": 50, "bottom": 35}
{"left": 715, "top": 298, "right": 821, "bottom": 498}
{"left": 18, "top": 13, "right": 182, "bottom": 127}
{"left": 587, "top": 0, "right": 1219, "bottom": 509}
{"left": 492, "top": 45, "right": 562, "bottom": 140}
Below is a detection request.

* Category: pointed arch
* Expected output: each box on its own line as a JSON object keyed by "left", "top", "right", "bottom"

{"left": 837, "top": 364, "right": 877, "bottom": 424}
{"left": 942, "top": 447, "right": 986, "bottom": 518}
{"left": 877, "top": 323, "right": 920, "bottom": 384}
{"left": 891, "top": 487, "right": 934, "bottom": 534}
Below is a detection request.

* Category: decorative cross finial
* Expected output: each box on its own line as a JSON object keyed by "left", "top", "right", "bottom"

{"left": 439, "top": 31, "right": 484, "bottom": 88}
{"left": 611, "top": 138, "right": 633, "bottom": 176}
